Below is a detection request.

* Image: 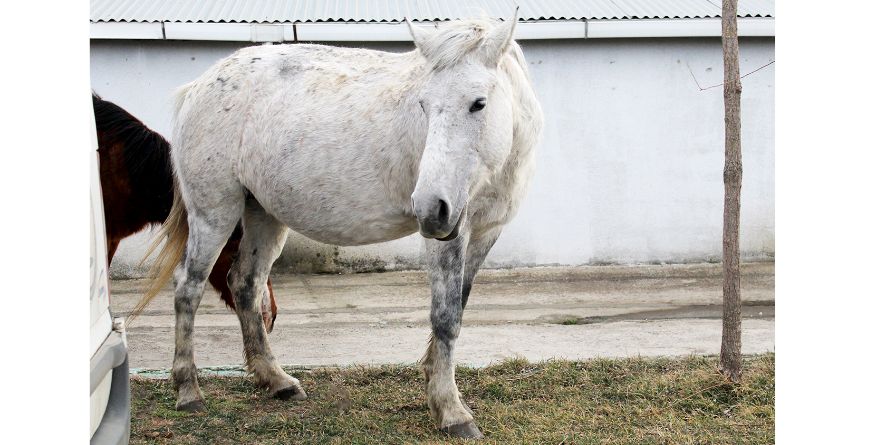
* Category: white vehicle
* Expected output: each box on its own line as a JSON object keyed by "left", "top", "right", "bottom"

{"left": 90, "top": 106, "right": 130, "bottom": 445}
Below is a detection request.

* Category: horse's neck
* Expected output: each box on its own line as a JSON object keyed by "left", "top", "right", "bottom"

{"left": 371, "top": 52, "right": 430, "bottom": 208}
{"left": 489, "top": 47, "right": 544, "bottom": 205}
{"left": 395, "top": 52, "right": 432, "bottom": 148}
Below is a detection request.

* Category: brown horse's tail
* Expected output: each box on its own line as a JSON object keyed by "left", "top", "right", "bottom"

{"left": 128, "top": 182, "right": 189, "bottom": 325}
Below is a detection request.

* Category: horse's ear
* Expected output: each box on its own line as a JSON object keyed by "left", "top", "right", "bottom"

{"left": 483, "top": 8, "right": 519, "bottom": 66}
{"left": 405, "top": 18, "right": 433, "bottom": 56}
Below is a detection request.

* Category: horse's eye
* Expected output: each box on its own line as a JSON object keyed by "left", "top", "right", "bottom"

{"left": 419, "top": 100, "right": 426, "bottom": 113}
{"left": 470, "top": 98, "right": 486, "bottom": 113}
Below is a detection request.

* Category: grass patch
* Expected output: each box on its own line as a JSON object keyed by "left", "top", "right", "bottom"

{"left": 131, "top": 354, "right": 773, "bottom": 444}
{"left": 558, "top": 317, "right": 581, "bottom": 325}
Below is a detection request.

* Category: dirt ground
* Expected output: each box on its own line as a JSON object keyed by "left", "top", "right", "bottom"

{"left": 110, "top": 262, "right": 774, "bottom": 370}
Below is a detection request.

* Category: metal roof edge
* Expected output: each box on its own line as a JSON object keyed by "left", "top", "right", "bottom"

{"left": 586, "top": 17, "right": 774, "bottom": 39}
{"left": 90, "top": 18, "right": 775, "bottom": 42}
{"left": 90, "top": 14, "right": 773, "bottom": 24}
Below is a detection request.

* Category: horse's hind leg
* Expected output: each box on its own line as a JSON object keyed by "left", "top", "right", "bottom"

{"left": 209, "top": 231, "right": 278, "bottom": 333}
{"left": 228, "top": 199, "right": 306, "bottom": 400}
{"left": 172, "top": 200, "right": 244, "bottom": 412}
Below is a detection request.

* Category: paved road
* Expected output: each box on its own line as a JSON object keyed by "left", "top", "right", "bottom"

{"left": 110, "top": 262, "right": 774, "bottom": 369}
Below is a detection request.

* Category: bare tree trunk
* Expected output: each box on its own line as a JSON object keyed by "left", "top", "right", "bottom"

{"left": 720, "top": 0, "right": 743, "bottom": 383}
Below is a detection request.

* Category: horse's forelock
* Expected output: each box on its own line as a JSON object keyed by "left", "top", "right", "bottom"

{"left": 419, "top": 18, "right": 502, "bottom": 70}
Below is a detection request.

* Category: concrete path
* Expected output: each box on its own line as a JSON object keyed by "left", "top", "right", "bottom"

{"left": 110, "top": 263, "right": 774, "bottom": 369}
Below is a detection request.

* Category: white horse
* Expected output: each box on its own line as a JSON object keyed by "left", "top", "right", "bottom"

{"left": 144, "top": 14, "right": 542, "bottom": 439}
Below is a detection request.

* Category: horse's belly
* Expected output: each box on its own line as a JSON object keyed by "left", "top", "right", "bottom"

{"left": 281, "top": 210, "right": 418, "bottom": 246}
{"left": 253, "top": 183, "right": 418, "bottom": 247}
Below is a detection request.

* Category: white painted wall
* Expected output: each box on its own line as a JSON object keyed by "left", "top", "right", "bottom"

{"left": 90, "top": 37, "right": 774, "bottom": 277}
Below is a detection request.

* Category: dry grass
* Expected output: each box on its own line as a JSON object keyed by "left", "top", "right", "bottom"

{"left": 131, "top": 354, "right": 774, "bottom": 444}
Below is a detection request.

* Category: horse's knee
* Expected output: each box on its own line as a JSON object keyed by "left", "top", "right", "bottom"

{"left": 227, "top": 267, "right": 260, "bottom": 310}
{"left": 430, "top": 308, "right": 461, "bottom": 344}
{"left": 174, "top": 285, "right": 200, "bottom": 313}
{"left": 173, "top": 295, "right": 195, "bottom": 314}
{"left": 173, "top": 259, "right": 210, "bottom": 296}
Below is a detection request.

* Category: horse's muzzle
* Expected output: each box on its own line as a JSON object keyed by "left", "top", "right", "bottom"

{"left": 412, "top": 194, "right": 466, "bottom": 241}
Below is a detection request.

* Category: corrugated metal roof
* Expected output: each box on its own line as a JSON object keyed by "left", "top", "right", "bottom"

{"left": 90, "top": 0, "right": 775, "bottom": 24}
{"left": 614, "top": 0, "right": 721, "bottom": 19}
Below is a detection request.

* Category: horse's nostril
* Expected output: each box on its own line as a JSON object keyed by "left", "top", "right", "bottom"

{"left": 437, "top": 199, "right": 450, "bottom": 223}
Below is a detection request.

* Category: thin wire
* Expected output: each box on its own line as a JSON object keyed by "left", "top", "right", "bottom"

{"left": 688, "top": 60, "right": 775, "bottom": 91}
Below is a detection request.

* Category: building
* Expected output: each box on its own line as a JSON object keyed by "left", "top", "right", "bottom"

{"left": 90, "top": 0, "right": 775, "bottom": 277}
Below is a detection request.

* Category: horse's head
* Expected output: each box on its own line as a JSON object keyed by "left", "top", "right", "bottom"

{"left": 407, "top": 15, "right": 518, "bottom": 240}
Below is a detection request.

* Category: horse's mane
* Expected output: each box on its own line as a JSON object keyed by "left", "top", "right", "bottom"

{"left": 419, "top": 18, "right": 504, "bottom": 70}
{"left": 92, "top": 93, "right": 174, "bottom": 222}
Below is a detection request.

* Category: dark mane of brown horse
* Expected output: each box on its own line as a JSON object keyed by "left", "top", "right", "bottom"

{"left": 93, "top": 93, "right": 277, "bottom": 331}
{"left": 93, "top": 93, "right": 174, "bottom": 241}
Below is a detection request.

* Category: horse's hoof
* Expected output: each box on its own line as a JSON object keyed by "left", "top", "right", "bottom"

{"left": 441, "top": 421, "right": 484, "bottom": 439}
{"left": 176, "top": 399, "right": 206, "bottom": 413}
{"left": 274, "top": 385, "right": 308, "bottom": 401}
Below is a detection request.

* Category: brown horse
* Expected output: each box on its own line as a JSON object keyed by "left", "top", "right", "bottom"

{"left": 93, "top": 93, "right": 277, "bottom": 331}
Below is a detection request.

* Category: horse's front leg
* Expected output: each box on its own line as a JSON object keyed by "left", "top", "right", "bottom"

{"left": 422, "top": 235, "right": 482, "bottom": 439}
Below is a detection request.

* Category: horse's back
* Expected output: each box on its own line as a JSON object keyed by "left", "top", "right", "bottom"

{"left": 173, "top": 43, "right": 416, "bottom": 155}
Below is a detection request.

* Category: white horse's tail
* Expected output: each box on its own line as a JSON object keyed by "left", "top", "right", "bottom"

{"left": 129, "top": 182, "right": 189, "bottom": 325}
{"left": 127, "top": 83, "right": 195, "bottom": 325}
